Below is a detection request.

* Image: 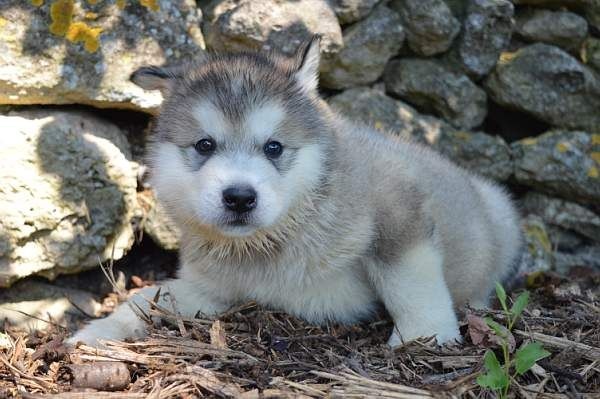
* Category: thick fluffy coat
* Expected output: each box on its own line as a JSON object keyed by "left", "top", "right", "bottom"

{"left": 70, "top": 39, "right": 521, "bottom": 347}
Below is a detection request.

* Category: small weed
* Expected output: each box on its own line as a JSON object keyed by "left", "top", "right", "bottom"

{"left": 477, "top": 283, "right": 550, "bottom": 398}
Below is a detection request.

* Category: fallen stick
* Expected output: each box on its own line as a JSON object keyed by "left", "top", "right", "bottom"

{"left": 59, "top": 362, "right": 130, "bottom": 391}
{"left": 514, "top": 330, "right": 600, "bottom": 362}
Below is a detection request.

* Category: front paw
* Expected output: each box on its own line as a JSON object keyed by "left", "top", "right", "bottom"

{"left": 387, "top": 324, "right": 462, "bottom": 347}
{"left": 68, "top": 305, "right": 147, "bottom": 348}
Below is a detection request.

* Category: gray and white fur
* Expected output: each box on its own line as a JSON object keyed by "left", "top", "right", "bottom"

{"left": 69, "top": 38, "right": 522, "bottom": 347}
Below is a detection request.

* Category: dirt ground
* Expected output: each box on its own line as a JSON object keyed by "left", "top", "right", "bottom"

{"left": 0, "top": 265, "right": 598, "bottom": 398}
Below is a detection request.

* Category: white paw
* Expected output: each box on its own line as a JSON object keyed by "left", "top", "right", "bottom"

{"left": 68, "top": 305, "right": 147, "bottom": 348}
{"left": 387, "top": 324, "right": 462, "bottom": 347}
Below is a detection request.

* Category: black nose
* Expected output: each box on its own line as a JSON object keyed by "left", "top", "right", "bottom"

{"left": 222, "top": 186, "right": 257, "bottom": 213}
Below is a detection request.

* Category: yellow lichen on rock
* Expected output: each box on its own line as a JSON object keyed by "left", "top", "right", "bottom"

{"left": 556, "top": 142, "right": 569, "bottom": 153}
{"left": 31, "top": 0, "right": 44, "bottom": 6}
{"left": 66, "top": 21, "right": 103, "bottom": 53}
{"left": 592, "top": 134, "right": 600, "bottom": 145}
{"left": 139, "top": 0, "right": 159, "bottom": 11}
{"left": 116, "top": 0, "right": 127, "bottom": 9}
{"left": 591, "top": 152, "right": 600, "bottom": 164}
{"left": 49, "top": 0, "right": 74, "bottom": 36}
{"left": 588, "top": 166, "right": 599, "bottom": 178}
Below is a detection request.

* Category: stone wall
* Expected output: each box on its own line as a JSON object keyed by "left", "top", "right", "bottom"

{"left": 1, "top": 0, "right": 599, "bottom": 292}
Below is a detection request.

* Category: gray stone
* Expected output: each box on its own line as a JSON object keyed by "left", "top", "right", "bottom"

{"left": 320, "top": 6, "right": 404, "bottom": 89}
{"left": 327, "top": 86, "right": 454, "bottom": 140}
{"left": 485, "top": 44, "right": 600, "bottom": 133}
{"left": 546, "top": 225, "right": 586, "bottom": 251}
{"left": 582, "top": 38, "right": 600, "bottom": 72}
{"left": 0, "top": 110, "right": 139, "bottom": 287}
{"left": 434, "top": 130, "right": 513, "bottom": 181}
{"left": 458, "top": 0, "right": 514, "bottom": 77}
{"left": 554, "top": 245, "right": 600, "bottom": 273}
{"left": 511, "top": 130, "right": 600, "bottom": 205}
{"left": 515, "top": 9, "right": 588, "bottom": 51}
{"left": 512, "top": 0, "right": 600, "bottom": 31}
{"left": 326, "top": 0, "right": 381, "bottom": 24}
{"left": 521, "top": 192, "right": 600, "bottom": 243}
{"left": 0, "top": 1, "right": 205, "bottom": 113}
{"left": 139, "top": 189, "right": 180, "bottom": 251}
{"left": 0, "top": 280, "right": 102, "bottom": 330}
{"left": 327, "top": 87, "right": 511, "bottom": 180}
{"left": 384, "top": 58, "right": 487, "bottom": 129}
{"left": 389, "top": 0, "right": 460, "bottom": 56}
{"left": 203, "top": 0, "right": 343, "bottom": 57}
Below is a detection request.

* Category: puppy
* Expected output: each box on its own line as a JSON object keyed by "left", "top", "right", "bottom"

{"left": 69, "top": 37, "right": 521, "bottom": 347}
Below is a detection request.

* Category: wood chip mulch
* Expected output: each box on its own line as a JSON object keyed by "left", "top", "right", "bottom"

{"left": 1, "top": 267, "right": 598, "bottom": 398}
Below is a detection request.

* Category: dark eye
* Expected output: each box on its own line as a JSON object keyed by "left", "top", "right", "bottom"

{"left": 195, "top": 138, "right": 216, "bottom": 155}
{"left": 264, "top": 140, "right": 283, "bottom": 158}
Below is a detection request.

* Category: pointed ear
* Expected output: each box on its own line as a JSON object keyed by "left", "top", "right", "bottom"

{"left": 294, "top": 35, "right": 321, "bottom": 93}
{"left": 130, "top": 65, "right": 182, "bottom": 94}
{"left": 130, "top": 55, "right": 208, "bottom": 95}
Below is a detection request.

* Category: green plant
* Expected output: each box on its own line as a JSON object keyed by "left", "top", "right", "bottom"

{"left": 477, "top": 283, "right": 550, "bottom": 399}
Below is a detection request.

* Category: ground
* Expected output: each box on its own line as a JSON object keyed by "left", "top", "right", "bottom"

{"left": 0, "top": 264, "right": 598, "bottom": 398}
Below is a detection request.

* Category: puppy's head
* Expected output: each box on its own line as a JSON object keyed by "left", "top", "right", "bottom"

{"left": 133, "top": 38, "right": 331, "bottom": 239}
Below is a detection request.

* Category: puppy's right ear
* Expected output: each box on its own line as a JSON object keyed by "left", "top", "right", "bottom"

{"left": 130, "top": 65, "right": 182, "bottom": 94}
{"left": 130, "top": 55, "right": 208, "bottom": 94}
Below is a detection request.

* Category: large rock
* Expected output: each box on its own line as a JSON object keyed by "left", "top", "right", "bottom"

{"left": 327, "top": 87, "right": 511, "bottom": 180}
{"left": 511, "top": 130, "right": 600, "bottom": 205}
{"left": 485, "top": 44, "right": 600, "bottom": 133}
{"left": 457, "top": 0, "right": 514, "bottom": 77}
{"left": 511, "top": 0, "right": 600, "bottom": 31}
{"left": 203, "top": 0, "right": 342, "bottom": 57}
{"left": 326, "top": 0, "right": 381, "bottom": 25}
{"left": 0, "top": 279, "right": 102, "bottom": 330}
{"left": 384, "top": 59, "right": 487, "bottom": 129}
{"left": 320, "top": 6, "right": 404, "bottom": 89}
{"left": 0, "top": 1, "right": 205, "bottom": 113}
{"left": 327, "top": 86, "right": 454, "bottom": 139}
{"left": 521, "top": 192, "right": 600, "bottom": 243}
{"left": 389, "top": 0, "right": 460, "bottom": 56}
{"left": 0, "top": 110, "right": 139, "bottom": 287}
{"left": 515, "top": 9, "right": 588, "bottom": 52}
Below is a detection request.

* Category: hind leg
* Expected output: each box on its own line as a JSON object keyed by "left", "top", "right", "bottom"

{"left": 369, "top": 240, "right": 461, "bottom": 346}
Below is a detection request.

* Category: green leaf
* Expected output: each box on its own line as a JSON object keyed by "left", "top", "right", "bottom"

{"left": 477, "top": 350, "right": 509, "bottom": 389}
{"left": 515, "top": 342, "right": 551, "bottom": 375}
{"left": 485, "top": 317, "right": 507, "bottom": 338}
{"left": 495, "top": 282, "right": 508, "bottom": 312}
{"left": 510, "top": 291, "right": 530, "bottom": 320}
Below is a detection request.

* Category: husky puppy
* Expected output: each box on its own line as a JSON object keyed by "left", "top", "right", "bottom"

{"left": 69, "top": 37, "right": 521, "bottom": 347}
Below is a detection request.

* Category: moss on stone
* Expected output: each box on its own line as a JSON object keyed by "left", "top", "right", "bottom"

{"left": 524, "top": 222, "right": 552, "bottom": 254}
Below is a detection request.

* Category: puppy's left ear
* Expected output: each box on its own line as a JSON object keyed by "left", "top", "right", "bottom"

{"left": 294, "top": 35, "right": 321, "bottom": 93}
